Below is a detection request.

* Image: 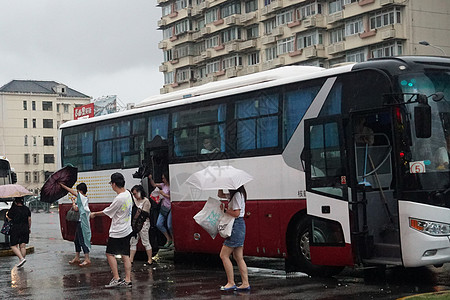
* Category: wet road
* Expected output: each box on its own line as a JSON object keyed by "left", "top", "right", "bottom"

{"left": 0, "top": 211, "right": 449, "bottom": 299}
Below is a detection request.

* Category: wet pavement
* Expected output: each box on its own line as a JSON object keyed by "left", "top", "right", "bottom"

{"left": 0, "top": 210, "right": 449, "bottom": 299}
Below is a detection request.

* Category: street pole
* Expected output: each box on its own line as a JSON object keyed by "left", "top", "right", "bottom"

{"left": 419, "top": 40, "right": 447, "bottom": 56}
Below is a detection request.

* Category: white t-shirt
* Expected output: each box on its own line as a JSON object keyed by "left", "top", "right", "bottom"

{"left": 229, "top": 192, "right": 245, "bottom": 218}
{"left": 102, "top": 191, "right": 133, "bottom": 238}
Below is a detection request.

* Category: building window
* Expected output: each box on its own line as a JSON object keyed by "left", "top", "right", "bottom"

{"left": 32, "top": 119, "right": 36, "bottom": 128}
{"left": 164, "top": 72, "right": 174, "bottom": 85}
{"left": 24, "top": 154, "right": 30, "bottom": 165}
{"left": 174, "top": 19, "right": 191, "bottom": 35}
{"left": 42, "top": 101, "right": 53, "bottom": 111}
{"left": 264, "top": 18, "right": 277, "bottom": 35}
{"left": 164, "top": 49, "right": 173, "bottom": 62}
{"left": 346, "top": 49, "right": 366, "bottom": 63}
{"left": 222, "top": 55, "right": 242, "bottom": 70}
{"left": 205, "top": 7, "right": 219, "bottom": 24}
{"left": 206, "top": 60, "right": 221, "bottom": 74}
{"left": 245, "top": 0, "right": 258, "bottom": 13}
{"left": 246, "top": 25, "right": 259, "bottom": 39}
{"left": 43, "top": 119, "right": 53, "bottom": 128}
{"left": 206, "top": 35, "right": 220, "bottom": 49}
{"left": 44, "top": 154, "right": 55, "bottom": 164}
{"left": 300, "top": 2, "right": 321, "bottom": 18}
{"left": 329, "top": 28, "right": 345, "bottom": 44}
{"left": 33, "top": 136, "right": 37, "bottom": 146}
{"left": 297, "top": 31, "right": 322, "bottom": 49}
{"left": 265, "top": 46, "right": 278, "bottom": 61}
{"left": 329, "top": 0, "right": 343, "bottom": 14}
{"left": 33, "top": 154, "right": 39, "bottom": 164}
{"left": 276, "top": 9, "right": 294, "bottom": 26}
{"left": 277, "top": 37, "right": 294, "bottom": 55}
{"left": 248, "top": 52, "right": 260, "bottom": 66}
{"left": 43, "top": 137, "right": 54, "bottom": 146}
{"left": 32, "top": 101, "right": 36, "bottom": 110}
{"left": 24, "top": 135, "right": 28, "bottom": 146}
{"left": 64, "top": 104, "right": 69, "bottom": 113}
{"left": 369, "top": 8, "right": 402, "bottom": 30}
{"left": 25, "top": 172, "right": 31, "bottom": 183}
{"left": 370, "top": 41, "right": 403, "bottom": 58}
{"left": 221, "top": 28, "right": 241, "bottom": 43}
{"left": 57, "top": 104, "right": 60, "bottom": 113}
{"left": 23, "top": 101, "right": 27, "bottom": 110}
{"left": 33, "top": 171, "right": 40, "bottom": 183}
{"left": 24, "top": 119, "right": 28, "bottom": 128}
{"left": 345, "top": 18, "right": 363, "bottom": 36}
{"left": 176, "top": 68, "right": 192, "bottom": 82}
{"left": 344, "top": 0, "right": 358, "bottom": 4}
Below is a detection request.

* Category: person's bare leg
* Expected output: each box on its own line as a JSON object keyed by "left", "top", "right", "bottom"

{"left": 146, "top": 249, "right": 153, "bottom": 264}
{"left": 122, "top": 255, "right": 132, "bottom": 282}
{"left": 19, "top": 243, "right": 26, "bottom": 258}
{"left": 219, "top": 245, "right": 235, "bottom": 288}
{"left": 69, "top": 252, "right": 81, "bottom": 264}
{"left": 10, "top": 245, "right": 24, "bottom": 260}
{"left": 106, "top": 254, "right": 120, "bottom": 280}
{"left": 130, "top": 249, "right": 136, "bottom": 263}
{"left": 233, "top": 247, "right": 249, "bottom": 289}
{"left": 80, "top": 253, "right": 91, "bottom": 266}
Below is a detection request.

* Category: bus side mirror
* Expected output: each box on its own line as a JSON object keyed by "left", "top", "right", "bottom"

{"left": 414, "top": 103, "right": 431, "bottom": 138}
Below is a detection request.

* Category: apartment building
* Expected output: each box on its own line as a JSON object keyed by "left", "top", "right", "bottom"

{"left": 157, "top": 0, "right": 450, "bottom": 93}
{"left": 0, "top": 80, "right": 91, "bottom": 193}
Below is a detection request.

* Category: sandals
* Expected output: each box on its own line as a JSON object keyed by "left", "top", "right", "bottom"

{"left": 69, "top": 259, "right": 81, "bottom": 265}
{"left": 79, "top": 261, "right": 91, "bottom": 267}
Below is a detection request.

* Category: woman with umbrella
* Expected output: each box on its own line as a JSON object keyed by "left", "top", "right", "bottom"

{"left": 6, "top": 197, "right": 31, "bottom": 268}
{"left": 218, "top": 186, "right": 250, "bottom": 292}
{"left": 60, "top": 183, "right": 91, "bottom": 267}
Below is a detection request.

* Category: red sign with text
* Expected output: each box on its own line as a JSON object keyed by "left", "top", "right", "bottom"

{"left": 74, "top": 103, "right": 94, "bottom": 120}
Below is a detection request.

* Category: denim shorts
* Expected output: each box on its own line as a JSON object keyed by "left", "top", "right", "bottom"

{"left": 223, "top": 217, "right": 245, "bottom": 248}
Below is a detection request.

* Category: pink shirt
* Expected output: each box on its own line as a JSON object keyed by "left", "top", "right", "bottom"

{"left": 161, "top": 183, "right": 171, "bottom": 209}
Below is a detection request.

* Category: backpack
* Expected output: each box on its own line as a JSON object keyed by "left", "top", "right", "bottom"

{"left": 130, "top": 191, "right": 150, "bottom": 236}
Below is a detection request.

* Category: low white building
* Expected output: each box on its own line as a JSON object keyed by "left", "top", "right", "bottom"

{"left": 0, "top": 80, "right": 91, "bottom": 193}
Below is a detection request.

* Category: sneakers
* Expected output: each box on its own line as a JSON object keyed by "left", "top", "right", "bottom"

{"left": 104, "top": 278, "right": 122, "bottom": 288}
{"left": 118, "top": 280, "right": 132, "bottom": 288}
{"left": 16, "top": 258, "right": 26, "bottom": 268}
{"left": 105, "top": 278, "right": 132, "bottom": 288}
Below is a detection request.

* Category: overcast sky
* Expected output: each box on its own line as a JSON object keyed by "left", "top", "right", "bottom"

{"left": 0, "top": 0, "right": 163, "bottom": 105}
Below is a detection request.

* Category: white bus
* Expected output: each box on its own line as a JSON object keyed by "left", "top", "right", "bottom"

{"left": 59, "top": 56, "right": 450, "bottom": 276}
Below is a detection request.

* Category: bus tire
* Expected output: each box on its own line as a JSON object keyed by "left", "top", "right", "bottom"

{"left": 287, "top": 216, "right": 344, "bottom": 277}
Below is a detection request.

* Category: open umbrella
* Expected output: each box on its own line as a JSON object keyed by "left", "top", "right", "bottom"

{"left": 40, "top": 165, "right": 78, "bottom": 203}
{"left": 0, "top": 184, "right": 32, "bottom": 198}
{"left": 185, "top": 165, "right": 253, "bottom": 190}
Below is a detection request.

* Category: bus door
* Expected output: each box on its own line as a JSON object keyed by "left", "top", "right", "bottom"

{"left": 349, "top": 111, "right": 400, "bottom": 265}
{"left": 143, "top": 135, "right": 169, "bottom": 193}
{"left": 304, "top": 116, "right": 353, "bottom": 266}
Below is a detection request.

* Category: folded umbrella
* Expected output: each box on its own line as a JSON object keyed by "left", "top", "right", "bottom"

{"left": 0, "top": 184, "right": 33, "bottom": 198}
{"left": 185, "top": 165, "right": 253, "bottom": 191}
{"left": 40, "top": 165, "right": 78, "bottom": 203}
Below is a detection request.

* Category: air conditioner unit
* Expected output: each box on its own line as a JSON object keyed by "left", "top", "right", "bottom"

{"left": 158, "top": 41, "right": 167, "bottom": 49}
{"left": 380, "top": 0, "right": 394, "bottom": 6}
{"left": 262, "top": 36, "right": 276, "bottom": 45}
{"left": 159, "top": 64, "right": 168, "bottom": 72}
{"left": 271, "top": 27, "right": 284, "bottom": 37}
{"left": 305, "top": 47, "right": 317, "bottom": 58}
{"left": 247, "top": 65, "right": 259, "bottom": 74}
{"left": 226, "top": 42, "right": 239, "bottom": 52}
{"left": 157, "top": 19, "right": 166, "bottom": 27}
{"left": 225, "top": 16, "right": 239, "bottom": 25}
{"left": 201, "top": 50, "right": 211, "bottom": 58}
{"left": 226, "top": 69, "right": 238, "bottom": 78}
{"left": 160, "top": 87, "right": 169, "bottom": 94}
{"left": 381, "top": 29, "right": 396, "bottom": 40}
{"left": 303, "top": 17, "right": 316, "bottom": 28}
{"left": 272, "top": 0, "right": 283, "bottom": 10}
{"left": 240, "top": 40, "right": 256, "bottom": 50}
{"left": 201, "top": 26, "right": 211, "bottom": 35}
{"left": 240, "top": 12, "right": 256, "bottom": 23}
{"left": 274, "top": 57, "right": 285, "bottom": 67}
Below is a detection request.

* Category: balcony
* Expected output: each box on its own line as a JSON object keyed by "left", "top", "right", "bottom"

{"left": 327, "top": 42, "right": 345, "bottom": 55}
{"left": 158, "top": 41, "right": 167, "bottom": 49}
{"left": 240, "top": 12, "right": 257, "bottom": 23}
{"left": 245, "top": 65, "right": 259, "bottom": 74}
{"left": 201, "top": 50, "right": 212, "bottom": 59}
{"left": 380, "top": 0, "right": 394, "bottom": 5}
{"left": 226, "top": 68, "right": 238, "bottom": 78}
{"left": 240, "top": 40, "right": 257, "bottom": 50}
{"left": 262, "top": 57, "right": 284, "bottom": 71}
{"left": 381, "top": 28, "right": 396, "bottom": 40}
{"left": 225, "top": 15, "right": 241, "bottom": 25}
{"left": 201, "top": 26, "right": 211, "bottom": 35}
{"left": 327, "top": 11, "right": 343, "bottom": 24}
{"left": 191, "top": 1, "right": 209, "bottom": 16}
{"left": 157, "top": 19, "right": 166, "bottom": 27}
{"left": 261, "top": 36, "right": 276, "bottom": 45}
{"left": 226, "top": 42, "right": 239, "bottom": 52}
{"left": 271, "top": 27, "right": 284, "bottom": 37}
{"left": 261, "top": 0, "right": 283, "bottom": 16}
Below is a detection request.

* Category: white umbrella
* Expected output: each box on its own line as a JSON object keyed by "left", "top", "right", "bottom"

{"left": 185, "top": 165, "right": 254, "bottom": 190}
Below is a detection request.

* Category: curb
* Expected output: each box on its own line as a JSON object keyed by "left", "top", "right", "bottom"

{"left": 398, "top": 290, "right": 450, "bottom": 300}
{"left": 0, "top": 246, "right": 35, "bottom": 257}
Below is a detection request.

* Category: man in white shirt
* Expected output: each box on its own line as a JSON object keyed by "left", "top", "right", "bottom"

{"left": 90, "top": 172, "right": 133, "bottom": 288}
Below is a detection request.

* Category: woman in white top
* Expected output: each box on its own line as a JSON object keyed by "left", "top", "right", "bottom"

{"left": 60, "top": 183, "right": 91, "bottom": 267}
{"left": 217, "top": 185, "right": 250, "bottom": 292}
{"left": 129, "top": 185, "right": 153, "bottom": 265}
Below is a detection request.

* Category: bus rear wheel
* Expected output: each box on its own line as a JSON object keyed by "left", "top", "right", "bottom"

{"left": 287, "top": 216, "right": 344, "bottom": 277}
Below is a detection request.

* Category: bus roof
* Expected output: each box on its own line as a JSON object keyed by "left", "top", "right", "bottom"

{"left": 60, "top": 63, "right": 358, "bottom": 129}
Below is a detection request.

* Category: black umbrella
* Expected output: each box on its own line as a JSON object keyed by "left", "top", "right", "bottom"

{"left": 40, "top": 165, "right": 78, "bottom": 203}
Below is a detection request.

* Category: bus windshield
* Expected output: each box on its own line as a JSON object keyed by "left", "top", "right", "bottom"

{"left": 400, "top": 69, "right": 450, "bottom": 196}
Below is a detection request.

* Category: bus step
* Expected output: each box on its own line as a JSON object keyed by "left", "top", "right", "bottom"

{"left": 373, "top": 243, "right": 401, "bottom": 259}
{"left": 362, "top": 257, "right": 402, "bottom": 266}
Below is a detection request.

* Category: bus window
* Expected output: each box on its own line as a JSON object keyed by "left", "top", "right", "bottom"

{"left": 172, "top": 104, "right": 225, "bottom": 157}
{"left": 63, "top": 131, "right": 94, "bottom": 171}
{"left": 96, "top": 121, "right": 131, "bottom": 166}
{"left": 148, "top": 114, "right": 169, "bottom": 141}
{"left": 235, "top": 92, "right": 279, "bottom": 150}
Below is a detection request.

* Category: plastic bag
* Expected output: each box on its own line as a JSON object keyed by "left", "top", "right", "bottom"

{"left": 218, "top": 213, "right": 235, "bottom": 238}
{"left": 150, "top": 187, "right": 160, "bottom": 204}
{"left": 193, "top": 197, "right": 223, "bottom": 239}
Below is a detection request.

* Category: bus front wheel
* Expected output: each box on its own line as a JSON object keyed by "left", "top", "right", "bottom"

{"left": 287, "top": 216, "right": 344, "bottom": 277}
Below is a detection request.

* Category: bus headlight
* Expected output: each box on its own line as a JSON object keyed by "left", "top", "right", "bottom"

{"left": 409, "top": 218, "right": 450, "bottom": 236}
